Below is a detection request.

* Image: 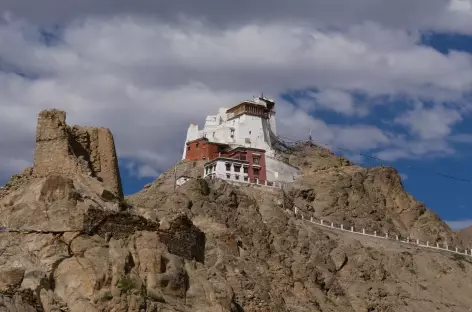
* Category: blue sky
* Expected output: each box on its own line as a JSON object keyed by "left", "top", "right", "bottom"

{"left": 2, "top": 1, "right": 472, "bottom": 230}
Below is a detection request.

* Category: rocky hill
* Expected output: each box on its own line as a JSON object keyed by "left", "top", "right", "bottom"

{"left": 457, "top": 226, "right": 472, "bottom": 249}
{"left": 1, "top": 110, "right": 472, "bottom": 312}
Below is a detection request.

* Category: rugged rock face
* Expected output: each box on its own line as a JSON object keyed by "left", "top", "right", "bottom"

{"left": 33, "top": 109, "right": 123, "bottom": 198}
{"left": 283, "top": 142, "right": 458, "bottom": 245}
{"left": 2, "top": 110, "right": 472, "bottom": 312}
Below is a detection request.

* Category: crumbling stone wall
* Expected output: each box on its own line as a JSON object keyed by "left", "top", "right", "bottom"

{"left": 33, "top": 109, "right": 123, "bottom": 198}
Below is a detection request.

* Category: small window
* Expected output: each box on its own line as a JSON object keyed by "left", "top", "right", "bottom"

{"left": 225, "top": 163, "right": 231, "bottom": 171}
{"left": 226, "top": 173, "right": 231, "bottom": 179}
{"left": 249, "top": 131, "right": 251, "bottom": 135}
{"left": 196, "top": 143, "right": 199, "bottom": 148}
{"left": 187, "top": 146, "right": 190, "bottom": 151}
{"left": 253, "top": 168, "right": 260, "bottom": 176}
{"left": 253, "top": 156, "right": 260, "bottom": 164}
{"left": 235, "top": 175, "right": 240, "bottom": 180}
{"left": 244, "top": 176, "right": 248, "bottom": 181}
{"left": 234, "top": 165, "right": 241, "bottom": 173}
{"left": 243, "top": 167, "right": 248, "bottom": 173}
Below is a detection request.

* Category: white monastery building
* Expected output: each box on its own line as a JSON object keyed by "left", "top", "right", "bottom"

{"left": 182, "top": 95, "right": 300, "bottom": 185}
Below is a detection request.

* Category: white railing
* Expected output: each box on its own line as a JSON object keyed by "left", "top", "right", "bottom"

{"left": 294, "top": 212, "right": 472, "bottom": 257}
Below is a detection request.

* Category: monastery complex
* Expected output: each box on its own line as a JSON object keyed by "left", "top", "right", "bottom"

{"left": 182, "top": 96, "right": 300, "bottom": 187}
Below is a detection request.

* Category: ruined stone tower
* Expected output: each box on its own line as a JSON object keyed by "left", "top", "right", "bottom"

{"left": 33, "top": 109, "right": 124, "bottom": 198}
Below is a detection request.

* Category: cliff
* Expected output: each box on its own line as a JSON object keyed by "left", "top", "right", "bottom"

{"left": 1, "top": 111, "right": 472, "bottom": 312}
{"left": 0, "top": 109, "right": 123, "bottom": 199}
{"left": 33, "top": 109, "right": 123, "bottom": 198}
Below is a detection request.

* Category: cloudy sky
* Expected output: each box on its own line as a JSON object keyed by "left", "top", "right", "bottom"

{"left": 1, "top": 0, "right": 472, "bottom": 229}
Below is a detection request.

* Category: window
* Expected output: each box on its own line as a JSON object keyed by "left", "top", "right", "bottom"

{"left": 230, "top": 129, "right": 235, "bottom": 139}
{"left": 244, "top": 176, "right": 248, "bottom": 181}
{"left": 234, "top": 165, "right": 241, "bottom": 173}
{"left": 253, "top": 156, "right": 260, "bottom": 164}
{"left": 196, "top": 143, "right": 199, "bottom": 148}
{"left": 235, "top": 175, "right": 240, "bottom": 180}
{"left": 253, "top": 168, "right": 260, "bottom": 176}
{"left": 225, "top": 163, "right": 232, "bottom": 171}
{"left": 249, "top": 130, "right": 251, "bottom": 135}
{"left": 187, "top": 146, "right": 190, "bottom": 151}
{"left": 243, "top": 166, "right": 248, "bottom": 174}
{"left": 226, "top": 173, "right": 231, "bottom": 179}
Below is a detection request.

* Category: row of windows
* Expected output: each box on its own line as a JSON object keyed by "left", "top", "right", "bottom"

{"left": 224, "top": 163, "right": 249, "bottom": 173}
{"left": 226, "top": 173, "right": 249, "bottom": 182}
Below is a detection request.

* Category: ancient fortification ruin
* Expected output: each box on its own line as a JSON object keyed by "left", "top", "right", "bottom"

{"left": 33, "top": 109, "right": 123, "bottom": 197}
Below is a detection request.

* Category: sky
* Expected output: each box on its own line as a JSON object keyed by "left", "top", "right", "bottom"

{"left": 1, "top": 0, "right": 472, "bottom": 229}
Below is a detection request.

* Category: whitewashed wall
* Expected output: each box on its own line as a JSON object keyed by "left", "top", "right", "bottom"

{"left": 182, "top": 104, "right": 279, "bottom": 160}
{"left": 266, "top": 156, "right": 300, "bottom": 183}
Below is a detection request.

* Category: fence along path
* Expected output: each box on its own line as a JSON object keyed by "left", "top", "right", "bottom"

{"left": 294, "top": 210, "right": 472, "bottom": 257}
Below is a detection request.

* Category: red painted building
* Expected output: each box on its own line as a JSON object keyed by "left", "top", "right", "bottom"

{"left": 185, "top": 137, "right": 269, "bottom": 185}
{"left": 223, "top": 147, "right": 267, "bottom": 183}
{"left": 184, "top": 137, "right": 228, "bottom": 161}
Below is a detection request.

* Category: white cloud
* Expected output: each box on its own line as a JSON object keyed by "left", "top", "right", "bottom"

{"left": 395, "top": 103, "right": 463, "bottom": 140}
{"left": 0, "top": 8, "right": 471, "bottom": 183}
{"left": 2, "top": 0, "right": 472, "bottom": 35}
{"left": 399, "top": 173, "right": 409, "bottom": 180}
{"left": 446, "top": 219, "right": 472, "bottom": 230}
{"left": 306, "top": 89, "right": 366, "bottom": 116}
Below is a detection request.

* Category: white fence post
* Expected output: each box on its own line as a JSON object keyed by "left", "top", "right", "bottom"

{"left": 374, "top": 231, "right": 377, "bottom": 236}
{"left": 436, "top": 243, "right": 439, "bottom": 248}
{"left": 426, "top": 241, "right": 429, "bottom": 247}
{"left": 456, "top": 247, "right": 458, "bottom": 253}
{"left": 385, "top": 233, "right": 388, "bottom": 239}
{"left": 362, "top": 229, "right": 365, "bottom": 234}
{"left": 331, "top": 222, "right": 334, "bottom": 228}
{"left": 396, "top": 235, "right": 399, "bottom": 240}
{"left": 341, "top": 224, "right": 344, "bottom": 230}
{"left": 310, "top": 217, "right": 313, "bottom": 222}
{"left": 301, "top": 215, "right": 304, "bottom": 220}
{"left": 351, "top": 226, "right": 354, "bottom": 232}
{"left": 320, "top": 220, "right": 323, "bottom": 225}
{"left": 416, "top": 239, "right": 419, "bottom": 245}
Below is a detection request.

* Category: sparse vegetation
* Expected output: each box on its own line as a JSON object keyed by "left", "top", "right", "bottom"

{"left": 117, "top": 277, "right": 136, "bottom": 294}
{"left": 101, "top": 292, "right": 113, "bottom": 301}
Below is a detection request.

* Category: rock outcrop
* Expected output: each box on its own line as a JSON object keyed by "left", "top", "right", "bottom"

{"left": 33, "top": 109, "right": 123, "bottom": 198}
{"left": 283, "top": 142, "right": 458, "bottom": 245}
{"left": 2, "top": 110, "right": 472, "bottom": 312}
